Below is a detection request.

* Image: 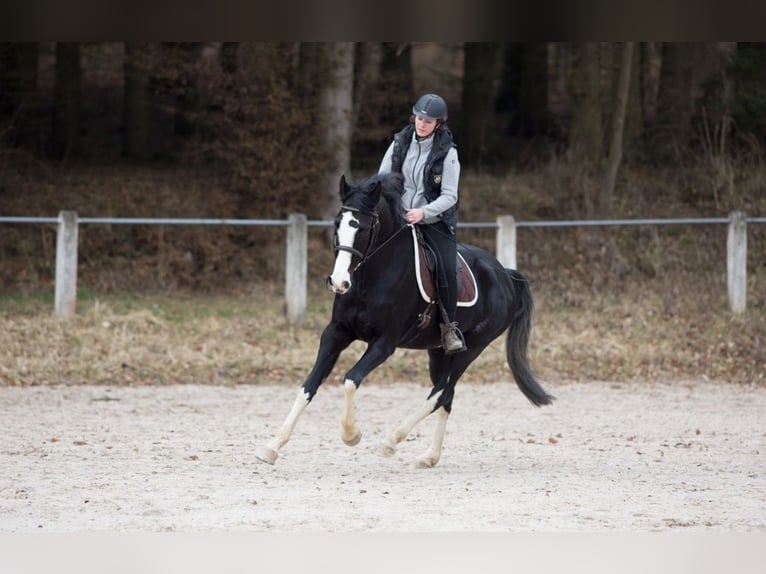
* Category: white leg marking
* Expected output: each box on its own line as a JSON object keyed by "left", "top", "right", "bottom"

{"left": 415, "top": 406, "right": 449, "bottom": 468}
{"left": 377, "top": 390, "right": 442, "bottom": 458}
{"left": 328, "top": 212, "right": 358, "bottom": 293}
{"left": 341, "top": 379, "right": 362, "bottom": 446}
{"left": 255, "top": 388, "right": 310, "bottom": 465}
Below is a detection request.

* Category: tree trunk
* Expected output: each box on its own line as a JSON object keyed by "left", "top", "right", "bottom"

{"left": 497, "top": 42, "right": 550, "bottom": 142}
{"left": 600, "top": 42, "right": 634, "bottom": 215}
{"left": 169, "top": 43, "right": 201, "bottom": 141}
{"left": 640, "top": 42, "right": 662, "bottom": 126}
{"left": 123, "top": 43, "right": 151, "bottom": 159}
{"left": 49, "top": 42, "right": 82, "bottom": 159}
{"left": 0, "top": 42, "right": 39, "bottom": 149}
{"left": 459, "top": 42, "right": 502, "bottom": 165}
{"left": 651, "top": 42, "right": 697, "bottom": 162}
{"left": 378, "top": 43, "right": 413, "bottom": 132}
{"left": 319, "top": 42, "right": 355, "bottom": 221}
{"left": 297, "top": 42, "right": 323, "bottom": 108}
{"left": 569, "top": 42, "right": 603, "bottom": 171}
{"left": 622, "top": 42, "right": 644, "bottom": 162}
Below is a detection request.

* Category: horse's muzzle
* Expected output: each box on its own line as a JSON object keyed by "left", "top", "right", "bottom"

{"left": 326, "top": 276, "right": 351, "bottom": 294}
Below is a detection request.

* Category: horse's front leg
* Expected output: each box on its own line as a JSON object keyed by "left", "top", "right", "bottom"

{"left": 254, "top": 387, "right": 311, "bottom": 465}
{"left": 255, "top": 323, "right": 353, "bottom": 465}
{"left": 339, "top": 337, "right": 397, "bottom": 448}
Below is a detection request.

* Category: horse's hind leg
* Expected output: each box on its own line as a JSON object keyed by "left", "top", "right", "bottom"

{"left": 378, "top": 347, "right": 455, "bottom": 464}
{"left": 378, "top": 344, "right": 485, "bottom": 468}
{"left": 414, "top": 406, "right": 449, "bottom": 468}
{"left": 341, "top": 379, "right": 362, "bottom": 446}
{"left": 376, "top": 388, "right": 444, "bottom": 459}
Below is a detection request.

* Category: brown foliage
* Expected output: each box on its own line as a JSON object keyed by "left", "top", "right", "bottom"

{"left": 181, "top": 43, "right": 331, "bottom": 219}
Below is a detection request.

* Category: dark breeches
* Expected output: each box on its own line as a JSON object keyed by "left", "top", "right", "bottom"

{"left": 420, "top": 221, "right": 458, "bottom": 322}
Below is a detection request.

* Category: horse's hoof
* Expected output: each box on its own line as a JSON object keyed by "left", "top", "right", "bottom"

{"left": 376, "top": 443, "right": 396, "bottom": 458}
{"left": 342, "top": 431, "right": 362, "bottom": 446}
{"left": 254, "top": 446, "right": 278, "bottom": 465}
{"left": 414, "top": 456, "right": 438, "bottom": 469}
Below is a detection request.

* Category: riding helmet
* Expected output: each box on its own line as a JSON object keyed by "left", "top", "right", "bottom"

{"left": 412, "top": 93, "right": 448, "bottom": 122}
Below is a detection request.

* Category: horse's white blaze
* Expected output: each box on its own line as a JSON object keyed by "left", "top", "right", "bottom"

{"left": 328, "top": 211, "right": 359, "bottom": 293}
{"left": 341, "top": 378, "right": 361, "bottom": 445}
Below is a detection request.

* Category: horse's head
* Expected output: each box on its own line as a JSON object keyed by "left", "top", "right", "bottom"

{"left": 327, "top": 175, "right": 383, "bottom": 294}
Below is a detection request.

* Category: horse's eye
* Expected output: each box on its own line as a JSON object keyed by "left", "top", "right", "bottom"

{"left": 349, "top": 220, "right": 360, "bottom": 229}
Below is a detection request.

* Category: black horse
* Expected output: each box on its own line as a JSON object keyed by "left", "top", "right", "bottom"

{"left": 255, "top": 172, "right": 553, "bottom": 468}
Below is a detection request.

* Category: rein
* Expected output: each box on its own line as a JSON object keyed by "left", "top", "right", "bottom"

{"left": 352, "top": 223, "right": 408, "bottom": 272}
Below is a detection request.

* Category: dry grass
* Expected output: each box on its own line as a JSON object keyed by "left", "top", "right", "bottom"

{"left": 1, "top": 280, "right": 763, "bottom": 387}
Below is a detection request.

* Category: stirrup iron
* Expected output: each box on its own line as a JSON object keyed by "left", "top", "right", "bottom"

{"left": 440, "top": 321, "right": 466, "bottom": 354}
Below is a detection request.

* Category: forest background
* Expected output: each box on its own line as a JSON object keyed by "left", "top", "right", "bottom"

{"left": 0, "top": 42, "right": 764, "bottom": 386}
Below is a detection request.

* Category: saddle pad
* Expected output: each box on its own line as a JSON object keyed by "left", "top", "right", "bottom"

{"left": 410, "top": 226, "right": 478, "bottom": 307}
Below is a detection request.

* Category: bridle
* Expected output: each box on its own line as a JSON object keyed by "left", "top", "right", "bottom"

{"left": 333, "top": 206, "right": 382, "bottom": 271}
{"left": 333, "top": 201, "right": 412, "bottom": 273}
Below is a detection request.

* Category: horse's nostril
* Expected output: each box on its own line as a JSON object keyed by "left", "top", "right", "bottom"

{"left": 342, "top": 281, "right": 350, "bottom": 291}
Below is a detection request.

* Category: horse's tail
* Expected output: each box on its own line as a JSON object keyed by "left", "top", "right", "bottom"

{"left": 505, "top": 269, "right": 555, "bottom": 407}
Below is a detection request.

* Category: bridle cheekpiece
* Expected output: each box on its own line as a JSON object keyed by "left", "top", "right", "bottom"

{"left": 333, "top": 206, "right": 381, "bottom": 270}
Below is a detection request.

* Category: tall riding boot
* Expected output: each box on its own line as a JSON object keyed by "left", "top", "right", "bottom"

{"left": 440, "top": 321, "right": 466, "bottom": 354}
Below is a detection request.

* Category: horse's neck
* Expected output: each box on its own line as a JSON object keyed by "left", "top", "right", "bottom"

{"left": 376, "top": 216, "right": 407, "bottom": 252}
{"left": 358, "top": 220, "right": 410, "bottom": 281}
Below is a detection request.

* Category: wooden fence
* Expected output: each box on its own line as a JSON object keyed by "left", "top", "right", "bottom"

{"left": 1, "top": 211, "right": 761, "bottom": 322}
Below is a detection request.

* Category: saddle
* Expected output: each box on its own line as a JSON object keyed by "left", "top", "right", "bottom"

{"left": 410, "top": 226, "right": 477, "bottom": 308}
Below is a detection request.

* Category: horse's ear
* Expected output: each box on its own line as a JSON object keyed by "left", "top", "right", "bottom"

{"left": 339, "top": 175, "right": 348, "bottom": 201}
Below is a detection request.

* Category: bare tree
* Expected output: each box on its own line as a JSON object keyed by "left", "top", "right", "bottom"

{"left": 49, "top": 42, "right": 82, "bottom": 159}
{"left": 569, "top": 42, "right": 603, "bottom": 171}
{"left": 318, "top": 42, "right": 355, "bottom": 221}
{"left": 0, "top": 42, "right": 39, "bottom": 150}
{"left": 459, "top": 42, "right": 502, "bottom": 165}
{"left": 650, "top": 42, "right": 698, "bottom": 162}
{"left": 123, "top": 43, "right": 151, "bottom": 159}
{"left": 378, "top": 43, "right": 413, "bottom": 132}
{"left": 640, "top": 42, "right": 662, "bottom": 127}
{"left": 600, "top": 42, "right": 634, "bottom": 214}
{"left": 622, "top": 42, "right": 644, "bottom": 162}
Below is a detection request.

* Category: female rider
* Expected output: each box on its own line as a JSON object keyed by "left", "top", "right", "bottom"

{"left": 378, "top": 93, "right": 465, "bottom": 354}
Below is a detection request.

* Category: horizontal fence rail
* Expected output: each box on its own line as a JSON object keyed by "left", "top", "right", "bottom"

{"left": 1, "top": 212, "right": 763, "bottom": 321}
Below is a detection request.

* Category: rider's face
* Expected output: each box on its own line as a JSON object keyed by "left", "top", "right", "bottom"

{"left": 414, "top": 115, "right": 437, "bottom": 138}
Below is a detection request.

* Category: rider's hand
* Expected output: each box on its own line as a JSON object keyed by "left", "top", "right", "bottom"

{"left": 405, "top": 208, "right": 425, "bottom": 224}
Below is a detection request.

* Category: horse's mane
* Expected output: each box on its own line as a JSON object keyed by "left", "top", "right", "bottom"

{"left": 347, "top": 172, "right": 406, "bottom": 223}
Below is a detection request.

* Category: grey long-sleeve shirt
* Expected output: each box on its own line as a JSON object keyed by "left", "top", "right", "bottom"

{"left": 378, "top": 130, "right": 460, "bottom": 225}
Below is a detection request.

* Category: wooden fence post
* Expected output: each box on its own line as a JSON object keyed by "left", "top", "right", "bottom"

{"left": 55, "top": 210, "right": 79, "bottom": 318}
{"left": 727, "top": 211, "right": 747, "bottom": 313}
{"left": 285, "top": 213, "right": 307, "bottom": 324}
{"left": 496, "top": 215, "right": 517, "bottom": 269}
